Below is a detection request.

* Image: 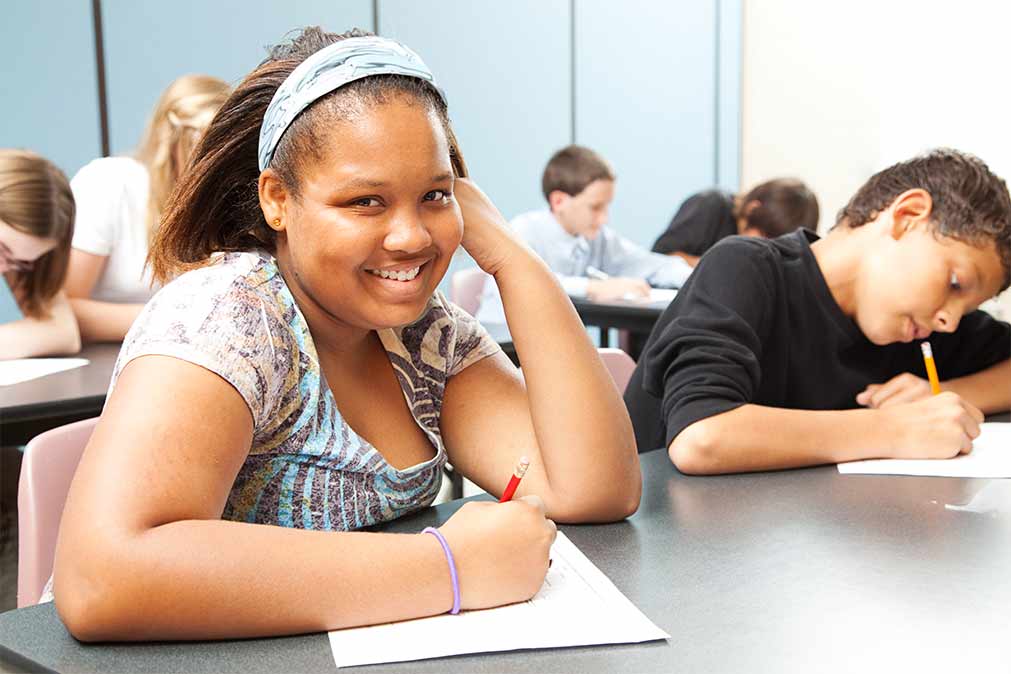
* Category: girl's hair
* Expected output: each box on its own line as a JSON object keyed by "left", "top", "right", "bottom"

{"left": 0, "top": 149, "right": 75, "bottom": 318}
{"left": 835, "top": 149, "right": 1011, "bottom": 290}
{"left": 150, "top": 27, "right": 468, "bottom": 283}
{"left": 736, "top": 178, "right": 819, "bottom": 238}
{"left": 135, "top": 74, "right": 230, "bottom": 242}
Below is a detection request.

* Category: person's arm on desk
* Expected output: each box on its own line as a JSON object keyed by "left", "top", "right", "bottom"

{"left": 0, "top": 289, "right": 81, "bottom": 359}
{"left": 669, "top": 397, "right": 983, "bottom": 475}
{"left": 64, "top": 249, "right": 145, "bottom": 342}
{"left": 441, "top": 180, "right": 641, "bottom": 521}
{"left": 53, "top": 355, "right": 556, "bottom": 641}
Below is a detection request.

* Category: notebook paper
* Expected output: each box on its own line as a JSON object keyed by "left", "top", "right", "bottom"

{"left": 838, "top": 423, "right": 1011, "bottom": 478}
{"left": 0, "top": 358, "right": 89, "bottom": 386}
{"left": 327, "top": 532, "right": 669, "bottom": 668}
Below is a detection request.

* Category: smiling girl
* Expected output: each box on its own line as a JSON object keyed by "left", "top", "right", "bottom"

{"left": 0, "top": 149, "right": 80, "bottom": 359}
{"left": 51, "top": 27, "right": 640, "bottom": 641}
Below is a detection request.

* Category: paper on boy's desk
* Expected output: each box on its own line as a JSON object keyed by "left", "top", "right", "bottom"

{"left": 327, "top": 532, "right": 669, "bottom": 668}
{"left": 0, "top": 358, "right": 89, "bottom": 386}
{"left": 838, "top": 423, "right": 1011, "bottom": 478}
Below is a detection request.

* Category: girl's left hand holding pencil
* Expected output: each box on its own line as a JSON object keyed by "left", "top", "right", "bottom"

{"left": 436, "top": 495, "right": 557, "bottom": 610}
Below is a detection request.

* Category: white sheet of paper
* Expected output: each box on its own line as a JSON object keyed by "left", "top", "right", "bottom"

{"left": 621, "top": 288, "right": 678, "bottom": 304}
{"left": 837, "top": 423, "right": 1011, "bottom": 477}
{"left": 327, "top": 532, "right": 669, "bottom": 668}
{"left": 647, "top": 288, "right": 678, "bottom": 304}
{"left": 0, "top": 358, "right": 90, "bottom": 386}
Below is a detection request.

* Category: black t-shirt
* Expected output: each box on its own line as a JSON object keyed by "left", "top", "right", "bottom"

{"left": 625, "top": 229, "right": 1011, "bottom": 451}
{"left": 652, "top": 190, "right": 737, "bottom": 256}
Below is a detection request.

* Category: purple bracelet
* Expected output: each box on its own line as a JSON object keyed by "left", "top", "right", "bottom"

{"left": 423, "top": 527, "right": 461, "bottom": 614}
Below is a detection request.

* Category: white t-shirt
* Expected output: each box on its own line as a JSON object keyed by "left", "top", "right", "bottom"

{"left": 70, "top": 157, "right": 158, "bottom": 303}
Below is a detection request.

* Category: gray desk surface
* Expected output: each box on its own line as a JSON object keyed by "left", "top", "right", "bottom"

{"left": 3, "top": 444, "right": 1011, "bottom": 673}
{"left": 0, "top": 344, "right": 119, "bottom": 445}
{"left": 0, "top": 344, "right": 119, "bottom": 420}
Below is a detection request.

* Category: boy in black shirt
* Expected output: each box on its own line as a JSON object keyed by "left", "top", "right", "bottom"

{"left": 625, "top": 150, "right": 1011, "bottom": 473}
{"left": 652, "top": 179, "right": 819, "bottom": 266}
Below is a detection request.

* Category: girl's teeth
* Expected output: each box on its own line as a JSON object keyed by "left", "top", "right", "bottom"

{"left": 370, "top": 266, "right": 420, "bottom": 281}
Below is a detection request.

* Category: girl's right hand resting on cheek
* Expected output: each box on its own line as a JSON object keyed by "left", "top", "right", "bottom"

{"left": 435, "top": 495, "right": 557, "bottom": 610}
{"left": 881, "top": 391, "right": 984, "bottom": 459}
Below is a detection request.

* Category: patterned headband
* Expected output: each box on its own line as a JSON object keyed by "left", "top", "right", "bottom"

{"left": 257, "top": 35, "right": 447, "bottom": 171}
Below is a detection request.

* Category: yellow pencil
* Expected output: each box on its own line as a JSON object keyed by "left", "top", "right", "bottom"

{"left": 920, "top": 341, "right": 942, "bottom": 395}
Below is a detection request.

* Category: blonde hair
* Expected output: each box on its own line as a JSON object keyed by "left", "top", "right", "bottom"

{"left": 0, "top": 149, "right": 75, "bottom": 318}
{"left": 135, "top": 74, "right": 230, "bottom": 241}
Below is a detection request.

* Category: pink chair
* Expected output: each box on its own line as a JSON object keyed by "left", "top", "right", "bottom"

{"left": 598, "top": 347, "right": 637, "bottom": 394}
{"left": 17, "top": 416, "right": 98, "bottom": 607}
{"left": 451, "top": 267, "right": 489, "bottom": 316}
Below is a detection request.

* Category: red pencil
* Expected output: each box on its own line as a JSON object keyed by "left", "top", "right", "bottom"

{"left": 499, "top": 456, "right": 530, "bottom": 502}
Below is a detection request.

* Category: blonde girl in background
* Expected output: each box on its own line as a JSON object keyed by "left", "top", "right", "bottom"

{"left": 64, "top": 74, "right": 230, "bottom": 342}
{"left": 0, "top": 149, "right": 80, "bottom": 359}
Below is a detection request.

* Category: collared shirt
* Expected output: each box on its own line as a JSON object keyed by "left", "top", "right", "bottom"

{"left": 475, "top": 209, "right": 692, "bottom": 327}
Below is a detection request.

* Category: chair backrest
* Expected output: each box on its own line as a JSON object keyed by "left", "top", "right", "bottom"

{"left": 17, "top": 416, "right": 98, "bottom": 607}
{"left": 598, "top": 348, "right": 637, "bottom": 394}
{"left": 451, "top": 267, "right": 488, "bottom": 316}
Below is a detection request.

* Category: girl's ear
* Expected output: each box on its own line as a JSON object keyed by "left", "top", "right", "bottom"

{"left": 888, "top": 188, "right": 933, "bottom": 240}
{"left": 258, "top": 168, "right": 290, "bottom": 232}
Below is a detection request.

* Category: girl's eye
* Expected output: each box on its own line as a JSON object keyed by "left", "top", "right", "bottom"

{"left": 424, "top": 190, "right": 450, "bottom": 202}
{"left": 352, "top": 197, "right": 381, "bottom": 207}
{"left": 950, "top": 271, "right": 962, "bottom": 291}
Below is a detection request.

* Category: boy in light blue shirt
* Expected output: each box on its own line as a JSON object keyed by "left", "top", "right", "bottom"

{"left": 475, "top": 145, "right": 691, "bottom": 329}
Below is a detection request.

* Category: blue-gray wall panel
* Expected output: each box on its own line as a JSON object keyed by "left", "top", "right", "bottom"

{"left": 1, "top": 0, "right": 102, "bottom": 176}
{"left": 101, "top": 0, "right": 374, "bottom": 155}
{"left": 575, "top": 0, "right": 717, "bottom": 247}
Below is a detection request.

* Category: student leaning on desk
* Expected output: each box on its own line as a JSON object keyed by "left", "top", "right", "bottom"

{"left": 474, "top": 145, "right": 692, "bottom": 328}
{"left": 0, "top": 150, "right": 81, "bottom": 359}
{"left": 49, "top": 26, "right": 640, "bottom": 642}
{"left": 625, "top": 149, "right": 1011, "bottom": 474}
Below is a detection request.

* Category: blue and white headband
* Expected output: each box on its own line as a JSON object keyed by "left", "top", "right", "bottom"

{"left": 257, "top": 35, "right": 447, "bottom": 171}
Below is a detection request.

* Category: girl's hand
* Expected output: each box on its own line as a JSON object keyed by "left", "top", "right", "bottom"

{"left": 436, "top": 495, "right": 557, "bottom": 610}
{"left": 454, "top": 178, "right": 527, "bottom": 276}
{"left": 857, "top": 372, "right": 933, "bottom": 408}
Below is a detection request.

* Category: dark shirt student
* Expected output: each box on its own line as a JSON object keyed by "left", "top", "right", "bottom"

{"left": 651, "top": 190, "right": 736, "bottom": 258}
{"left": 652, "top": 179, "right": 819, "bottom": 263}
{"left": 625, "top": 229, "right": 1011, "bottom": 452}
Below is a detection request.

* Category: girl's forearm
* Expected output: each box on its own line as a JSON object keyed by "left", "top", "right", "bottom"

{"left": 55, "top": 519, "right": 451, "bottom": 641}
{"left": 69, "top": 298, "right": 145, "bottom": 342}
{"left": 493, "top": 254, "right": 640, "bottom": 519}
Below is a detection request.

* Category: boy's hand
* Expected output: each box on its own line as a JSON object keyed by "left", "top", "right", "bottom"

{"left": 881, "top": 392, "right": 984, "bottom": 459}
{"left": 857, "top": 373, "right": 933, "bottom": 408}
{"left": 587, "top": 278, "right": 650, "bottom": 302}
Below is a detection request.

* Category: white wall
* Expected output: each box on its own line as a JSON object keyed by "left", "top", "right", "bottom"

{"left": 742, "top": 0, "right": 1011, "bottom": 316}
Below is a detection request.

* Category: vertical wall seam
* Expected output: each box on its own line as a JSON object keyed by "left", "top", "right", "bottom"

{"left": 91, "top": 0, "right": 110, "bottom": 156}
{"left": 570, "top": 0, "right": 576, "bottom": 144}
{"left": 713, "top": 0, "right": 721, "bottom": 186}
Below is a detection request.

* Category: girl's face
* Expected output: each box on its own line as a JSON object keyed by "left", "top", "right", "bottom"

{"left": 267, "top": 97, "right": 462, "bottom": 334}
{"left": 0, "top": 218, "right": 56, "bottom": 274}
{"left": 854, "top": 219, "right": 1005, "bottom": 346}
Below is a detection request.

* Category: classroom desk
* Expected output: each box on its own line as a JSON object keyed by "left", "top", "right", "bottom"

{"left": 569, "top": 296, "right": 669, "bottom": 347}
{"left": 3, "top": 442, "right": 1011, "bottom": 673}
{"left": 0, "top": 343, "right": 120, "bottom": 447}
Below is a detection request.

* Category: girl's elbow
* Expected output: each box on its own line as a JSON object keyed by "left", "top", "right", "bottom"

{"left": 54, "top": 566, "right": 122, "bottom": 642}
